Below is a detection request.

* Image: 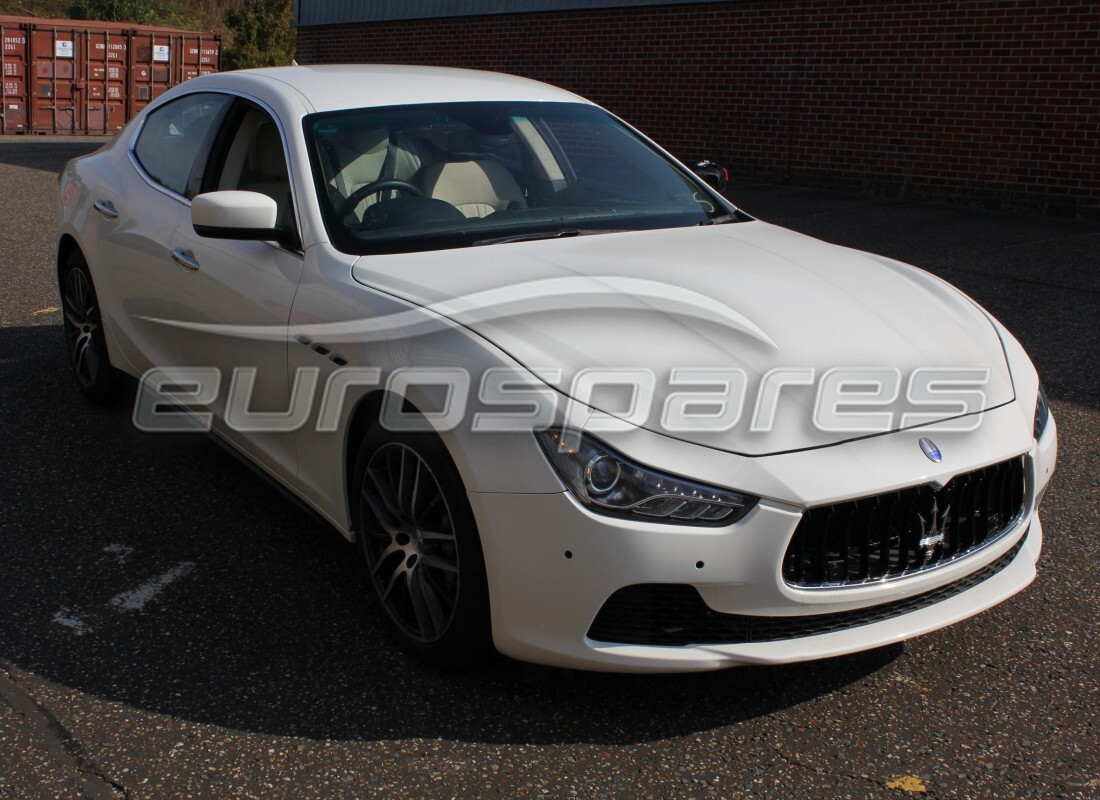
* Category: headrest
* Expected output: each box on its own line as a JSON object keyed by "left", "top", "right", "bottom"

{"left": 252, "top": 124, "right": 287, "bottom": 179}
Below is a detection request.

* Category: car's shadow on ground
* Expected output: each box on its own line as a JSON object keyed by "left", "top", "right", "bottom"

{"left": 0, "top": 324, "right": 902, "bottom": 746}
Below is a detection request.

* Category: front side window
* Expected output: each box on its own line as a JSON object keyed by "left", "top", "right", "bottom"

{"left": 207, "top": 105, "right": 295, "bottom": 232}
{"left": 133, "top": 93, "right": 232, "bottom": 198}
{"left": 305, "top": 101, "right": 732, "bottom": 255}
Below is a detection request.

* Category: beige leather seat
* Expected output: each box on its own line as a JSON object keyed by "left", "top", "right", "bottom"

{"left": 240, "top": 123, "right": 292, "bottom": 227}
{"left": 327, "top": 128, "right": 424, "bottom": 217}
{"left": 417, "top": 159, "right": 526, "bottom": 218}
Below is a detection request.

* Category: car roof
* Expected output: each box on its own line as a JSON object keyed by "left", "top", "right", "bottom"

{"left": 214, "top": 65, "right": 592, "bottom": 113}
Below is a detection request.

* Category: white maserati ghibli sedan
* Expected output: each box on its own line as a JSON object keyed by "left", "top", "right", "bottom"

{"left": 57, "top": 65, "right": 1056, "bottom": 672}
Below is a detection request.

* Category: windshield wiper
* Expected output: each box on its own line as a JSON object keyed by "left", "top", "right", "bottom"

{"left": 472, "top": 229, "right": 616, "bottom": 247}
{"left": 697, "top": 213, "right": 739, "bottom": 225}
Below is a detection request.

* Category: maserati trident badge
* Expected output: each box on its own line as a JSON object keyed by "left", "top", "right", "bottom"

{"left": 919, "top": 437, "right": 942, "bottom": 463}
{"left": 917, "top": 499, "right": 951, "bottom": 562}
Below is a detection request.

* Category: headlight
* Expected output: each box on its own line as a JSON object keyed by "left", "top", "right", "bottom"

{"left": 1034, "top": 385, "right": 1051, "bottom": 440}
{"left": 535, "top": 428, "right": 756, "bottom": 525}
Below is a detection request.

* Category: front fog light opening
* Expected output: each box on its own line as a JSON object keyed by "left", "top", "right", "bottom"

{"left": 536, "top": 428, "right": 757, "bottom": 525}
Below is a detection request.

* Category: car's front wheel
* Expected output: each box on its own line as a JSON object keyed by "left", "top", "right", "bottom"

{"left": 60, "top": 249, "right": 117, "bottom": 404}
{"left": 352, "top": 425, "right": 493, "bottom": 668}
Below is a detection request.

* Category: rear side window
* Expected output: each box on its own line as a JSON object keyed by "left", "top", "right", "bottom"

{"left": 133, "top": 93, "right": 232, "bottom": 198}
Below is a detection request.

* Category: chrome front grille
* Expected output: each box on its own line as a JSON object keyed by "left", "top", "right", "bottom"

{"left": 783, "top": 455, "right": 1028, "bottom": 588}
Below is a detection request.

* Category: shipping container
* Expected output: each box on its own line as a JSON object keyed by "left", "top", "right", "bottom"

{"left": 1, "top": 21, "right": 28, "bottom": 132}
{"left": 0, "top": 15, "right": 219, "bottom": 135}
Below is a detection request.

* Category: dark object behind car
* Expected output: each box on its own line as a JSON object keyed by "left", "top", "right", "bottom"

{"left": 692, "top": 160, "right": 728, "bottom": 192}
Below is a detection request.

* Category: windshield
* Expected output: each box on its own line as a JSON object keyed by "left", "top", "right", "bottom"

{"left": 304, "top": 101, "right": 733, "bottom": 255}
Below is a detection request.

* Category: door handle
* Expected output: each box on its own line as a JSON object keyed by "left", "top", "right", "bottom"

{"left": 93, "top": 199, "right": 118, "bottom": 219}
{"left": 170, "top": 248, "right": 200, "bottom": 272}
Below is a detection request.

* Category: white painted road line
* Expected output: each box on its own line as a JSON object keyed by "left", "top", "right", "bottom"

{"left": 109, "top": 562, "right": 195, "bottom": 611}
{"left": 51, "top": 610, "right": 91, "bottom": 635}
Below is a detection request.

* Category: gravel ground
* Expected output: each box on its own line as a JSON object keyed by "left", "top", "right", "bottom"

{"left": 0, "top": 138, "right": 1097, "bottom": 800}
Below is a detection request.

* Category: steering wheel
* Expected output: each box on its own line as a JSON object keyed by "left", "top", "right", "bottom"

{"left": 336, "top": 179, "right": 424, "bottom": 218}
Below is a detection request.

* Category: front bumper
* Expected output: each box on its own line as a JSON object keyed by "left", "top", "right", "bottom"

{"left": 470, "top": 490, "right": 1042, "bottom": 673}
{"left": 467, "top": 407, "right": 1056, "bottom": 672}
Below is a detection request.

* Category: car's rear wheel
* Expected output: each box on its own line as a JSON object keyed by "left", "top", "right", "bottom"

{"left": 352, "top": 425, "right": 493, "bottom": 668}
{"left": 60, "top": 250, "right": 117, "bottom": 404}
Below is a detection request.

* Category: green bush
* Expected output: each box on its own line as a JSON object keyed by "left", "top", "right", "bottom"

{"left": 222, "top": 0, "right": 295, "bottom": 70}
{"left": 68, "top": 0, "right": 201, "bottom": 29}
{"left": 69, "top": 0, "right": 157, "bottom": 24}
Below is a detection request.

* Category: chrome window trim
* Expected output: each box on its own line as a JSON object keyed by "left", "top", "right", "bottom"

{"left": 126, "top": 87, "right": 305, "bottom": 258}
{"left": 126, "top": 108, "right": 191, "bottom": 207}
{"left": 785, "top": 453, "right": 1034, "bottom": 592}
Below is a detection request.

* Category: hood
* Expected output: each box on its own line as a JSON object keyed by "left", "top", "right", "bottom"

{"left": 352, "top": 221, "right": 1014, "bottom": 456}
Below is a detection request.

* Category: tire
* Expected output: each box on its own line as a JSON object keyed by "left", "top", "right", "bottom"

{"left": 59, "top": 249, "right": 117, "bottom": 405}
{"left": 352, "top": 424, "right": 493, "bottom": 668}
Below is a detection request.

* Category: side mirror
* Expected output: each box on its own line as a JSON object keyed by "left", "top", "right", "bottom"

{"left": 191, "top": 191, "right": 298, "bottom": 249}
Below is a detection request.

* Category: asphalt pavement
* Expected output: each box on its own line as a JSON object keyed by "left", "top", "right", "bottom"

{"left": 0, "top": 137, "right": 1098, "bottom": 800}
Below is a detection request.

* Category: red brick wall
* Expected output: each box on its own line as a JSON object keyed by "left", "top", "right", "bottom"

{"left": 297, "top": 0, "right": 1100, "bottom": 218}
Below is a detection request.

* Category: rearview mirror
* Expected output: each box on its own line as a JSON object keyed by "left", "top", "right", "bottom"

{"left": 191, "top": 191, "right": 297, "bottom": 249}
{"left": 691, "top": 160, "right": 728, "bottom": 193}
